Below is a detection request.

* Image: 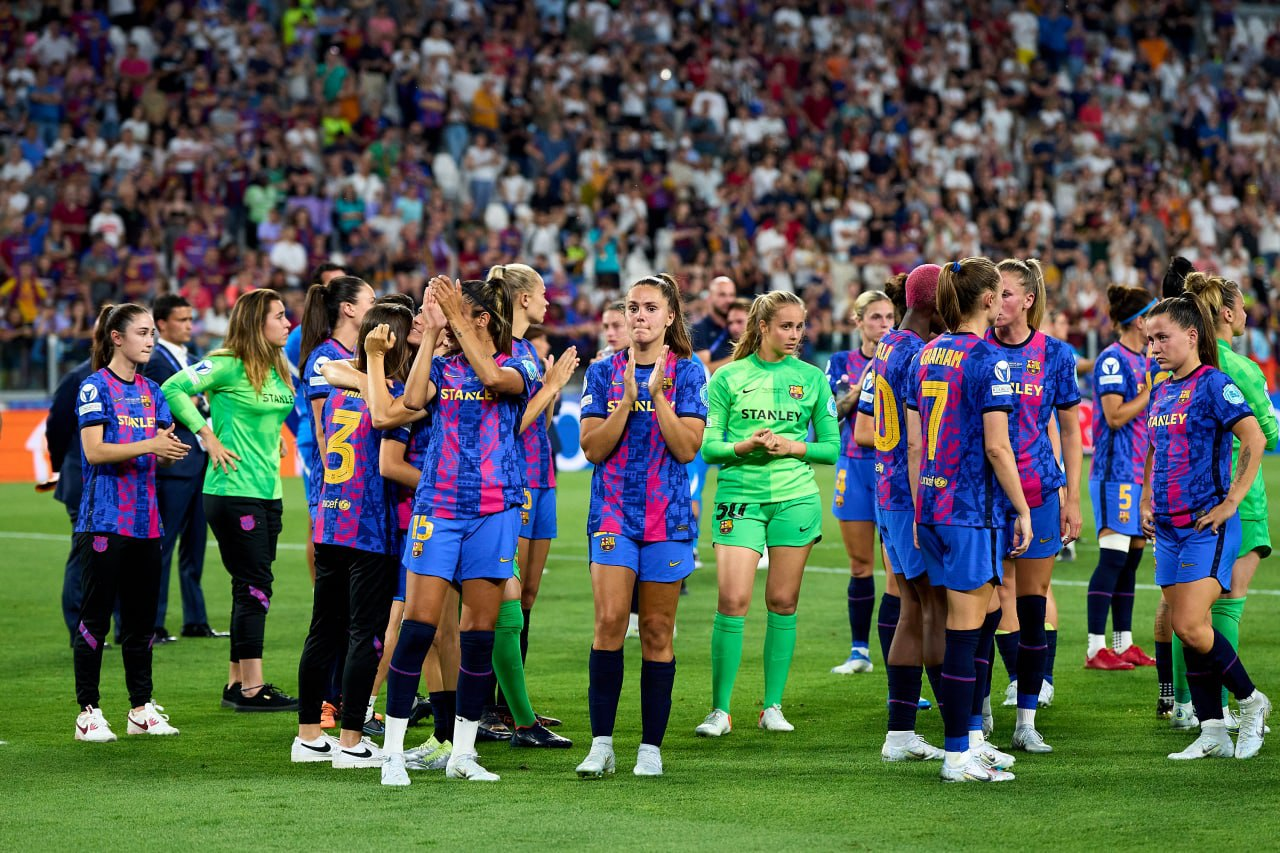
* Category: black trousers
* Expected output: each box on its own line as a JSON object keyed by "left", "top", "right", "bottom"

{"left": 298, "top": 544, "right": 396, "bottom": 731}
{"left": 72, "top": 533, "right": 161, "bottom": 709}
{"left": 204, "top": 496, "right": 282, "bottom": 662}
{"left": 155, "top": 474, "right": 208, "bottom": 629}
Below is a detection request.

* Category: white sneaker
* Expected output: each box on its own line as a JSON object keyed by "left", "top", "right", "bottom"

{"left": 1235, "top": 691, "right": 1271, "bottom": 760}
{"left": 1038, "top": 681, "right": 1055, "bottom": 708}
{"left": 1170, "top": 701, "right": 1199, "bottom": 730}
{"left": 758, "top": 704, "right": 794, "bottom": 732}
{"left": 446, "top": 752, "right": 500, "bottom": 781}
{"left": 332, "top": 737, "right": 384, "bottom": 768}
{"left": 291, "top": 734, "right": 340, "bottom": 763}
{"left": 381, "top": 751, "right": 410, "bottom": 786}
{"left": 1224, "top": 705, "right": 1240, "bottom": 734}
{"left": 881, "top": 732, "right": 944, "bottom": 761}
{"left": 1002, "top": 679, "right": 1018, "bottom": 707}
{"left": 404, "top": 737, "right": 451, "bottom": 770}
{"left": 126, "top": 702, "right": 179, "bottom": 736}
{"left": 74, "top": 706, "right": 116, "bottom": 743}
{"left": 1168, "top": 728, "right": 1233, "bottom": 760}
{"left": 695, "top": 709, "right": 732, "bottom": 737}
{"left": 1010, "top": 725, "right": 1053, "bottom": 753}
{"left": 633, "top": 744, "right": 663, "bottom": 777}
{"left": 976, "top": 739, "right": 1016, "bottom": 770}
{"left": 831, "top": 647, "right": 874, "bottom": 674}
{"left": 625, "top": 612, "right": 640, "bottom": 640}
{"left": 940, "top": 752, "right": 1015, "bottom": 782}
{"left": 576, "top": 739, "right": 616, "bottom": 779}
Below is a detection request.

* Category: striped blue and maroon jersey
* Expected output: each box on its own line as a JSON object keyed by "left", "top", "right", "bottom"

{"left": 581, "top": 350, "right": 708, "bottom": 541}
{"left": 1148, "top": 364, "right": 1252, "bottom": 526}
{"left": 1090, "top": 342, "right": 1152, "bottom": 485}
{"left": 313, "top": 386, "right": 396, "bottom": 555}
{"left": 857, "top": 328, "right": 925, "bottom": 513}
{"left": 410, "top": 351, "right": 536, "bottom": 519}
{"left": 985, "top": 329, "right": 1081, "bottom": 508}
{"left": 513, "top": 336, "right": 556, "bottom": 489}
{"left": 907, "top": 333, "right": 1015, "bottom": 528}
{"left": 76, "top": 368, "right": 172, "bottom": 539}
{"left": 827, "top": 348, "right": 874, "bottom": 461}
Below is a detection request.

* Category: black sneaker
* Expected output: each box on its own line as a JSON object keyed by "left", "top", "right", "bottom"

{"left": 477, "top": 709, "right": 512, "bottom": 741}
{"left": 235, "top": 683, "right": 299, "bottom": 713}
{"left": 408, "top": 694, "right": 432, "bottom": 727}
{"left": 182, "top": 623, "right": 230, "bottom": 638}
{"left": 510, "top": 723, "right": 572, "bottom": 749}
{"left": 362, "top": 715, "right": 386, "bottom": 737}
{"left": 536, "top": 712, "right": 562, "bottom": 728}
{"left": 221, "top": 682, "right": 241, "bottom": 709}
{"left": 153, "top": 627, "right": 179, "bottom": 645}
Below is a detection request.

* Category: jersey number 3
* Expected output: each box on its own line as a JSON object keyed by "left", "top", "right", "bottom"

{"left": 324, "top": 409, "right": 362, "bottom": 485}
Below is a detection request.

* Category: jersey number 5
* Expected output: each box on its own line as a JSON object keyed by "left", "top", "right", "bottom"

{"left": 324, "top": 409, "right": 362, "bottom": 484}
{"left": 920, "top": 380, "right": 949, "bottom": 461}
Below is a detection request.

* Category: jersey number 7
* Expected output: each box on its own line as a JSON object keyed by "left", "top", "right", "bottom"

{"left": 920, "top": 381, "right": 949, "bottom": 462}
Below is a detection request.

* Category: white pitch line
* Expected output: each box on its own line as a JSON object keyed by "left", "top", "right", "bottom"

{"left": 6, "top": 530, "right": 1278, "bottom": 597}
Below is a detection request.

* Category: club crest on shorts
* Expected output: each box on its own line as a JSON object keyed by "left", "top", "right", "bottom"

{"left": 92, "top": 535, "right": 108, "bottom": 553}
{"left": 598, "top": 534, "right": 616, "bottom": 552}
{"left": 720, "top": 519, "right": 734, "bottom": 534}
{"left": 412, "top": 541, "right": 424, "bottom": 558}
{"left": 240, "top": 514, "right": 256, "bottom": 531}
{"left": 789, "top": 384, "right": 804, "bottom": 399}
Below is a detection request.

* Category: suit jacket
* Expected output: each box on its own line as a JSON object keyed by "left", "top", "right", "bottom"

{"left": 48, "top": 359, "right": 92, "bottom": 509}
{"left": 144, "top": 343, "right": 209, "bottom": 481}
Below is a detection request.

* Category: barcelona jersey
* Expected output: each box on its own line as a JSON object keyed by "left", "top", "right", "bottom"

{"left": 1090, "top": 342, "right": 1152, "bottom": 485}
{"left": 513, "top": 337, "right": 556, "bottom": 489}
{"left": 985, "top": 329, "right": 1081, "bottom": 508}
{"left": 827, "top": 348, "right": 874, "bottom": 461}
{"left": 582, "top": 350, "right": 708, "bottom": 541}
{"left": 385, "top": 415, "right": 431, "bottom": 533}
{"left": 907, "top": 333, "right": 1015, "bottom": 528}
{"left": 1148, "top": 364, "right": 1253, "bottom": 526}
{"left": 313, "top": 387, "right": 397, "bottom": 555}
{"left": 857, "top": 328, "right": 925, "bottom": 514}
{"left": 76, "top": 368, "right": 172, "bottom": 539}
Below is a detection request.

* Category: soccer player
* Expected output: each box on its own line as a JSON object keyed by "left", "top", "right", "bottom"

{"left": 907, "top": 258, "right": 1031, "bottom": 783}
{"left": 292, "top": 303, "right": 415, "bottom": 768}
{"left": 854, "top": 264, "right": 947, "bottom": 760}
{"left": 73, "top": 304, "right": 189, "bottom": 741}
{"left": 695, "top": 291, "right": 839, "bottom": 737}
{"left": 1169, "top": 274, "right": 1278, "bottom": 728}
{"left": 986, "top": 258, "right": 1082, "bottom": 753}
{"left": 487, "top": 263, "right": 578, "bottom": 744}
{"left": 379, "top": 276, "right": 538, "bottom": 785}
{"left": 161, "top": 289, "right": 298, "bottom": 712}
{"left": 574, "top": 274, "right": 707, "bottom": 779}
{"left": 1085, "top": 285, "right": 1160, "bottom": 671}
{"left": 1140, "top": 296, "right": 1271, "bottom": 760}
{"left": 827, "top": 290, "right": 894, "bottom": 675}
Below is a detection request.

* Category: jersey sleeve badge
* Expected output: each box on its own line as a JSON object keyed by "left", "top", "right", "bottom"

{"left": 1224, "top": 383, "right": 1245, "bottom": 405}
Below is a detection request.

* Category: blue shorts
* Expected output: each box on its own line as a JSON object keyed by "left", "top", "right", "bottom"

{"left": 519, "top": 487, "right": 558, "bottom": 540}
{"left": 403, "top": 509, "right": 519, "bottom": 584}
{"left": 687, "top": 455, "right": 709, "bottom": 505}
{"left": 394, "top": 557, "right": 407, "bottom": 602}
{"left": 917, "top": 523, "right": 1005, "bottom": 592}
{"left": 878, "top": 508, "right": 928, "bottom": 581}
{"left": 590, "top": 533, "right": 695, "bottom": 583}
{"left": 1090, "top": 480, "right": 1142, "bottom": 538}
{"left": 1153, "top": 516, "right": 1240, "bottom": 591}
{"left": 299, "top": 441, "right": 317, "bottom": 509}
{"left": 833, "top": 455, "right": 875, "bottom": 522}
{"left": 1005, "top": 490, "right": 1062, "bottom": 560}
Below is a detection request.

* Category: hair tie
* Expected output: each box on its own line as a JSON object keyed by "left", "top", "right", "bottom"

{"left": 951, "top": 261, "right": 961, "bottom": 272}
{"left": 1122, "top": 298, "right": 1158, "bottom": 325}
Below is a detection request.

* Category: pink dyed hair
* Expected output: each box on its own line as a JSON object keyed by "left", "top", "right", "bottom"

{"left": 905, "top": 264, "right": 941, "bottom": 309}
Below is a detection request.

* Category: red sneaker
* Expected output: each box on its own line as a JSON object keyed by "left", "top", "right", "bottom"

{"left": 1085, "top": 648, "right": 1135, "bottom": 670}
{"left": 1119, "top": 644, "right": 1157, "bottom": 667}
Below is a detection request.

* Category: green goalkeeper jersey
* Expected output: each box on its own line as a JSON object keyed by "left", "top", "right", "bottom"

{"left": 702, "top": 354, "right": 840, "bottom": 504}
{"left": 161, "top": 354, "right": 295, "bottom": 500}
{"left": 1217, "top": 338, "right": 1277, "bottom": 521}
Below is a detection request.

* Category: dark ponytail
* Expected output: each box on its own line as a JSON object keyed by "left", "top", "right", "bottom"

{"left": 1106, "top": 283, "right": 1155, "bottom": 330}
{"left": 461, "top": 276, "right": 515, "bottom": 355}
{"left": 1147, "top": 296, "right": 1219, "bottom": 370}
{"left": 300, "top": 275, "right": 372, "bottom": 369}
{"left": 91, "top": 302, "right": 150, "bottom": 371}
{"left": 628, "top": 273, "right": 693, "bottom": 358}
{"left": 936, "top": 257, "right": 1000, "bottom": 331}
{"left": 355, "top": 303, "right": 415, "bottom": 380}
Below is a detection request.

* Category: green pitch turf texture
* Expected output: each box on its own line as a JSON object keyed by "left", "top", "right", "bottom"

{"left": 2, "top": 462, "right": 1279, "bottom": 852}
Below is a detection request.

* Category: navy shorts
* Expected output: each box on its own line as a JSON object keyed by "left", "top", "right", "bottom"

{"left": 519, "top": 487, "right": 558, "bottom": 540}
{"left": 1090, "top": 480, "right": 1142, "bottom": 538}
{"left": 917, "top": 523, "right": 1005, "bottom": 592}
{"left": 833, "top": 455, "right": 875, "bottom": 522}
{"left": 590, "top": 532, "right": 694, "bottom": 583}
{"left": 1153, "top": 515, "right": 1240, "bottom": 591}
{"left": 1005, "top": 490, "right": 1062, "bottom": 560}
{"left": 878, "top": 508, "right": 928, "bottom": 581}
{"left": 403, "top": 509, "right": 519, "bottom": 584}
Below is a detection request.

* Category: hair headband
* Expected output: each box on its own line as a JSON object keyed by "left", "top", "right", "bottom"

{"left": 1122, "top": 299, "right": 1158, "bottom": 325}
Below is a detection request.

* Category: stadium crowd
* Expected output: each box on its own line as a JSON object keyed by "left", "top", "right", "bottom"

{"left": 2, "top": 0, "right": 1280, "bottom": 389}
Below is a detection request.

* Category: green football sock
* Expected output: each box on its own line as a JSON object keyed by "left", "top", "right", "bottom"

{"left": 711, "top": 612, "right": 745, "bottom": 714}
{"left": 763, "top": 611, "right": 797, "bottom": 708}
{"left": 1211, "top": 597, "right": 1246, "bottom": 707}
{"left": 493, "top": 599, "right": 536, "bottom": 728}
{"left": 1171, "top": 633, "right": 1190, "bottom": 705}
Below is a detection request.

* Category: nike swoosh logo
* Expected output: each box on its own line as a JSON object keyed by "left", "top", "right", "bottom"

{"left": 77, "top": 724, "right": 89, "bottom": 734}
{"left": 342, "top": 748, "right": 373, "bottom": 758}
{"left": 668, "top": 561, "right": 682, "bottom": 567}
{"left": 499, "top": 557, "right": 512, "bottom": 563}
{"left": 300, "top": 741, "right": 332, "bottom": 753}
{"left": 1039, "top": 536, "right": 1054, "bottom": 543}
{"left": 131, "top": 719, "right": 149, "bottom": 730}
{"left": 799, "top": 525, "right": 814, "bottom": 533}
{"left": 1180, "top": 562, "right": 1196, "bottom": 568}
{"left": 743, "top": 387, "right": 759, "bottom": 394}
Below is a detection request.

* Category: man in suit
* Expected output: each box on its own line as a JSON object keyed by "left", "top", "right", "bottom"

{"left": 47, "top": 356, "right": 95, "bottom": 646}
{"left": 145, "top": 294, "right": 223, "bottom": 641}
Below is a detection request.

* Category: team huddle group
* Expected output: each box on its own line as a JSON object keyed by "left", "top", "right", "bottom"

{"left": 65, "top": 251, "right": 1271, "bottom": 784}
